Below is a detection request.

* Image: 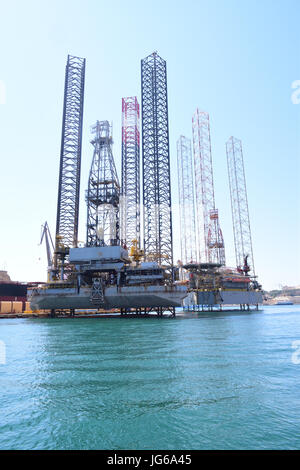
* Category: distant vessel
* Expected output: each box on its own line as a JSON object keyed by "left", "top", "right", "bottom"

{"left": 275, "top": 300, "right": 294, "bottom": 305}
{"left": 0, "top": 270, "right": 27, "bottom": 303}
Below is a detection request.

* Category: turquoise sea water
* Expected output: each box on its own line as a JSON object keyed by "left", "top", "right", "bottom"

{"left": 0, "top": 305, "right": 299, "bottom": 450}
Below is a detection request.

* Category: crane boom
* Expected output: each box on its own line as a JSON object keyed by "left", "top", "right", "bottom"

{"left": 40, "top": 222, "right": 54, "bottom": 269}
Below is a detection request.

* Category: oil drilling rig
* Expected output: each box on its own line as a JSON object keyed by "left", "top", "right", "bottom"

{"left": 177, "top": 113, "right": 262, "bottom": 310}
{"left": 29, "top": 53, "right": 187, "bottom": 316}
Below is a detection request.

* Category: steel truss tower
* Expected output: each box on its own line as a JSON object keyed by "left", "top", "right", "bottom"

{"left": 86, "top": 121, "right": 120, "bottom": 247}
{"left": 55, "top": 55, "right": 85, "bottom": 253}
{"left": 121, "top": 96, "right": 140, "bottom": 249}
{"left": 141, "top": 51, "right": 173, "bottom": 268}
{"left": 192, "top": 109, "right": 225, "bottom": 265}
{"left": 177, "top": 136, "right": 197, "bottom": 264}
{"left": 226, "top": 136, "right": 255, "bottom": 275}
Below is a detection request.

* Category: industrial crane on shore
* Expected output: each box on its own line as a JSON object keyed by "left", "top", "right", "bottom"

{"left": 40, "top": 222, "right": 54, "bottom": 280}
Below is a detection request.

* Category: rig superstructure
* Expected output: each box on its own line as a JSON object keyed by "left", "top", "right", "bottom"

{"left": 86, "top": 120, "right": 120, "bottom": 247}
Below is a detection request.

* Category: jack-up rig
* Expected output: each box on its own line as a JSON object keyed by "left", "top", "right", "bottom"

{"left": 29, "top": 53, "right": 187, "bottom": 317}
{"left": 177, "top": 115, "right": 262, "bottom": 311}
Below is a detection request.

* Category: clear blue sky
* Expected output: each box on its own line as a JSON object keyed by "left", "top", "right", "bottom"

{"left": 0, "top": 0, "right": 299, "bottom": 290}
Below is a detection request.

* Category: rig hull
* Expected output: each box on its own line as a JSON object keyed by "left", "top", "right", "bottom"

{"left": 29, "top": 285, "right": 187, "bottom": 311}
{"left": 183, "top": 289, "right": 263, "bottom": 307}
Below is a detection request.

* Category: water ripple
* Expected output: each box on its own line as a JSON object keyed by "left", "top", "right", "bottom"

{"left": 0, "top": 308, "right": 300, "bottom": 449}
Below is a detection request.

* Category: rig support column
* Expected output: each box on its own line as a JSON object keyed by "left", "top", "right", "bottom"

{"left": 177, "top": 135, "right": 197, "bottom": 264}
{"left": 192, "top": 109, "right": 225, "bottom": 265}
{"left": 141, "top": 51, "right": 173, "bottom": 269}
{"left": 121, "top": 97, "right": 141, "bottom": 250}
{"left": 226, "top": 136, "right": 255, "bottom": 275}
{"left": 55, "top": 55, "right": 85, "bottom": 255}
